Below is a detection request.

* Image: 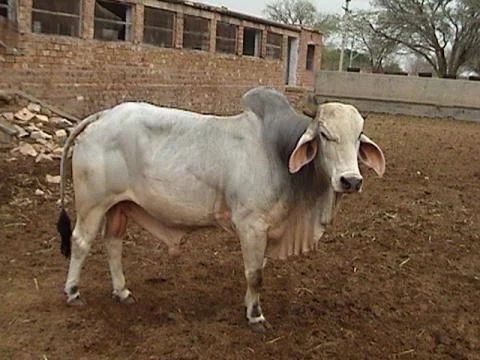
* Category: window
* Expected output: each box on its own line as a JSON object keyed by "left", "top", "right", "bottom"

{"left": 183, "top": 15, "right": 209, "bottom": 51}
{"left": 0, "top": 0, "right": 8, "bottom": 18}
{"left": 306, "top": 44, "right": 315, "bottom": 71}
{"left": 144, "top": 7, "right": 175, "bottom": 48}
{"left": 31, "top": 0, "right": 80, "bottom": 37}
{"left": 243, "top": 27, "right": 261, "bottom": 57}
{"left": 216, "top": 21, "right": 236, "bottom": 54}
{"left": 94, "top": 0, "right": 132, "bottom": 41}
{"left": 266, "top": 32, "right": 282, "bottom": 60}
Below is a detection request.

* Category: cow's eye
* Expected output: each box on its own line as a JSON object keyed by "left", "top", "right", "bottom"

{"left": 320, "top": 131, "right": 338, "bottom": 142}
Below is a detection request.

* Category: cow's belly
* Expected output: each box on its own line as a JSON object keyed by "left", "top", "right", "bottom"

{"left": 129, "top": 177, "right": 227, "bottom": 228}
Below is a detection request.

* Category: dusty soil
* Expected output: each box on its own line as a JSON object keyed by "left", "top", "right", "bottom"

{"left": 1, "top": 114, "right": 479, "bottom": 359}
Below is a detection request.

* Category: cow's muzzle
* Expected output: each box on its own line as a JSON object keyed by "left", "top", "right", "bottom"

{"left": 340, "top": 175, "right": 363, "bottom": 192}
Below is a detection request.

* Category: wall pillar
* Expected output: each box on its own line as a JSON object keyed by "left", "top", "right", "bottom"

{"left": 261, "top": 28, "right": 267, "bottom": 58}
{"left": 81, "top": 0, "right": 94, "bottom": 39}
{"left": 133, "top": 3, "right": 144, "bottom": 44}
{"left": 209, "top": 16, "right": 217, "bottom": 52}
{"left": 17, "top": 0, "right": 32, "bottom": 34}
{"left": 315, "top": 35, "right": 323, "bottom": 70}
{"left": 175, "top": 12, "right": 184, "bottom": 48}
{"left": 236, "top": 25, "right": 244, "bottom": 56}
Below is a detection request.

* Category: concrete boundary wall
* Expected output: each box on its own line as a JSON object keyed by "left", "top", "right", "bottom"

{"left": 314, "top": 71, "right": 480, "bottom": 122}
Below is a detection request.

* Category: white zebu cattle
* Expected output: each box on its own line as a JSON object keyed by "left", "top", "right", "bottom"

{"left": 57, "top": 87, "right": 385, "bottom": 331}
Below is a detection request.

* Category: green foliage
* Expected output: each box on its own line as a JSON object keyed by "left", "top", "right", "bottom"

{"left": 321, "top": 46, "right": 371, "bottom": 71}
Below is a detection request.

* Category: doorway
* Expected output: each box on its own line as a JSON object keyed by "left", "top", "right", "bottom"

{"left": 286, "top": 37, "right": 298, "bottom": 85}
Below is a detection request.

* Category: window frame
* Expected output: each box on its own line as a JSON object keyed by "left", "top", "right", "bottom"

{"left": 182, "top": 14, "right": 210, "bottom": 52}
{"left": 31, "top": 0, "right": 81, "bottom": 37}
{"left": 306, "top": 44, "right": 315, "bottom": 71}
{"left": 94, "top": 0, "right": 133, "bottom": 42}
{"left": 143, "top": 6, "right": 175, "bottom": 48}
{"left": 243, "top": 27, "right": 262, "bottom": 57}
{"left": 215, "top": 21, "right": 237, "bottom": 55}
{"left": 266, "top": 31, "right": 283, "bottom": 60}
{"left": 0, "top": 0, "right": 9, "bottom": 18}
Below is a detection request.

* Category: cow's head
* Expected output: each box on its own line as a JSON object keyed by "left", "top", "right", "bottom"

{"left": 289, "top": 94, "right": 385, "bottom": 193}
{"left": 242, "top": 87, "right": 385, "bottom": 194}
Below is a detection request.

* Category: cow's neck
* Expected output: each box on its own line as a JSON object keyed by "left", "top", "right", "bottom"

{"left": 266, "top": 184, "right": 340, "bottom": 260}
{"left": 261, "top": 111, "right": 312, "bottom": 168}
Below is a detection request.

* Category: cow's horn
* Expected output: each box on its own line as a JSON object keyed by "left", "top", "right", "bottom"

{"left": 303, "top": 93, "right": 318, "bottom": 118}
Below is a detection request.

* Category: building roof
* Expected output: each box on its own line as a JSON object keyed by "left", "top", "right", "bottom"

{"left": 160, "top": 0, "right": 322, "bottom": 34}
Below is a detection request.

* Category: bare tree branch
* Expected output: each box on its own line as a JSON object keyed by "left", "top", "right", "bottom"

{"left": 348, "top": 11, "right": 399, "bottom": 72}
{"left": 371, "top": 0, "right": 480, "bottom": 76}
{"left": 263, "top": 0, "right": 317, "bottom": 27}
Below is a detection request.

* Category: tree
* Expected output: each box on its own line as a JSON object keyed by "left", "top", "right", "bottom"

{"left": 463, "top": 46, "right": 480, "bottom": 73}
{"left": 264, "top": 0, "right": 341, "bottom": 43}
{"left": 405, "top": 53, "right": 435, "bottom": 74}
{"left": 321, "top": 46, "right": 371, "bottom": 71}
{"left": 315, "top": 13, "right": 341, "bottom": 43}
{"left": 347, "top": 11, "right": 399, "bottom": 72}
{"left": 263, "top": 0, "right": 317, "bottom": 27}
{"left": 370, "top": 0, "right": 480, "bottom": 77}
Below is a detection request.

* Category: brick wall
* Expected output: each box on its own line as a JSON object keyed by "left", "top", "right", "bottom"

{"left": 285, "top": 86, "right": 311, "bottom": 112}
{"left": 0, "top": 16, "right": 19, "bottom": 49}
{"left": 1, "top": 33, "right": 286, "bottom": 117}
{"left": 0, "top": 0, "right": 321, "bottom": 118}
{"left": 296, "top": 30, "right": 322, "bottom": 89}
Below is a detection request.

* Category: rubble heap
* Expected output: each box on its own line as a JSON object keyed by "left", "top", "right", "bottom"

{"left": 0, "top": 92, "right": 79, "bottom": 185}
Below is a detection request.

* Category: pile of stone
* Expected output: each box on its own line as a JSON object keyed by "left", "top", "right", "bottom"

{"left": 0, "top": 94, "right": 80, "bottom": 188}
{"left": 0, "top": 102, "right": 75, "bottom": 165}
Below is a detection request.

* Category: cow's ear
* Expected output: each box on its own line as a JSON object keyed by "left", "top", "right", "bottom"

{"left": 359, "top": 134, "right": 385, "bottom": 177}
{"left": 289, "top": 122, "right": 319, "bottom": 174}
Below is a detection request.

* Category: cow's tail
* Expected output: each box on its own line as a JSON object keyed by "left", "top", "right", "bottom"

{"left": 57, "top": 110, "right": 106, "bottom": 258}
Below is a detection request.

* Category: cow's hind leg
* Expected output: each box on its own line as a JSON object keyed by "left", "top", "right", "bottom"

{"left": 236, "top": 218, "right": 271, "bottom": 332}
{"left": 64, "top": 208, "right": 104, "bottom": 305}
{"left": 104, "top": 203, "right": 135, "bottom": 304}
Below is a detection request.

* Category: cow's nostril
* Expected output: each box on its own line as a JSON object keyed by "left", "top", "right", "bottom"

{"left": 340, "top": 176, "right": 351, "bottom": 189}
{"left": 354, "top": 178, "right": 363, "bottom": 190}
{"left": 340, "top": 176, "right": 363, "bottom": 191}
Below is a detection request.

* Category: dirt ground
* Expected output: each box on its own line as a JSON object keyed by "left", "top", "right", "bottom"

{"left": 1, "top": 113, "right": 479, "bottom": 360}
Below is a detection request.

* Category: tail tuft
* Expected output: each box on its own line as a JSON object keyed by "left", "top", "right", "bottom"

{"left": 57, "top": 209, "right": 72, "bottom": 258}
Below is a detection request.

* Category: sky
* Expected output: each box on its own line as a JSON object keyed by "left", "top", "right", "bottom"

{"left": 195, "top": 0, "right": 372, "bottom": 17}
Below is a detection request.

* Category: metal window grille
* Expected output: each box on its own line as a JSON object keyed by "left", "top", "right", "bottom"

{"left": 94, "top": 0, "right": 132, "bottom": 41}
{"left": 31, "top": 0, "right": 80, "bottom": 37}
{"left": 183, "top": 14, "right": 209, "bottom": 51}
{"left": 216, "top": 21, "right": 236, "bottom": 54}
{"left": 266, "top": 32, "right": 282, "bottom": 60}
{"left": 144, "top": 6, "right": 175, "bottom": 48}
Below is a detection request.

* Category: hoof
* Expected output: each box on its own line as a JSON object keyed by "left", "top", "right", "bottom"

{"left": 113, "top": 292, "right": 136, "bottom": 305}
{"left": 67, "top": 295, "right": 85, "bottom": 306}
{"left": 120, "top": 294, "right": 137, "bottom": 304}
{"left": 248, "top": 320, "right": 272, "bottom": 333}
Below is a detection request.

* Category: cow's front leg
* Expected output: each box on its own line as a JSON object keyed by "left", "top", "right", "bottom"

{"left": 236, "top": 219, "right": 271, "bottom": 332}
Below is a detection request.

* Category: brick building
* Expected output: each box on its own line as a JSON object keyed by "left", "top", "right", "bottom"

{"left": 0, "top": 0, "right": 322, "bottom": 116}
